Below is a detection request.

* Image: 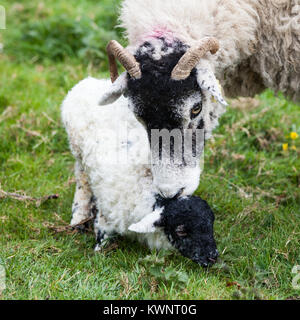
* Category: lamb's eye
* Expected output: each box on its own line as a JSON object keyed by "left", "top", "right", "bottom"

{"left": 191, "top": 103, "right": 202, "bottom": 119}
{"left": 175, "top": 225, "right": 187, "bottom": 237}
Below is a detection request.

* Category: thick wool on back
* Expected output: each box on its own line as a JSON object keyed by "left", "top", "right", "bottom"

{"left": 120, "top": 0, "right": 300, "bottom": 102}
{"left": 252, "top": 0, "right": 300, "bottom": 101}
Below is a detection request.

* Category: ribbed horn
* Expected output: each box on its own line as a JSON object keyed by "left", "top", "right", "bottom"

{"left": 171, "top": 37, "right": 219, "bottom": 81}
{"left": 106, "top": 40, "right": 141, "bottom": 83}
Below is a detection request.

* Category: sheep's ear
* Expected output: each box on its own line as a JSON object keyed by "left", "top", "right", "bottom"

{"left": 128, "top": 207, "right": 164, "bottom": 234}
{"left": 196, "top": 65, "right": 228, "bottom": 106}
{"left": 98, "top": 72, "right": 128, "bottom": 105}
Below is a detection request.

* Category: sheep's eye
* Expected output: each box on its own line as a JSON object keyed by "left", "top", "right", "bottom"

{"left": 175, "top": 225, "right": 187, "bottom": 237}
{"left": 191, "top": 103, "right": 202, "bottom": 119}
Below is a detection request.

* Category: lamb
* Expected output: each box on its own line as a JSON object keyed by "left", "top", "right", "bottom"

{"left": 96, "top": 0, "right": 299, "bottom": 199}
{"left": 61, "top": 77, "right": 218, "bottom": 267}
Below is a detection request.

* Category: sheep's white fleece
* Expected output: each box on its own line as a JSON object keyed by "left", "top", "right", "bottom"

{"left": 61, "top": 77, "right": 172, "bottom": 250}
{"left": 120, "top": 0, "right": 300, "bottom": 102}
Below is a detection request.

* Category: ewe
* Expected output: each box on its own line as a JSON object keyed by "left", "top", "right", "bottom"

{"left": 62, "top": 77, "right": 218, "bottom": 266}
{"left": 98, "top": 0, "right": 300, "bottom": 198}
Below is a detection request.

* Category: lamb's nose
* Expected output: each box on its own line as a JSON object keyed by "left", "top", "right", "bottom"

{"left": 158, "top": 187, "right": 185, "bottom": 199}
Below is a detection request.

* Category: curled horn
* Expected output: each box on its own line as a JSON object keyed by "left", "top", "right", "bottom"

{"left": 171, "top": 37, "right": 220, "bottom": 81}
{"left": 106, "top": 40, "right": 141, "bottom": 83}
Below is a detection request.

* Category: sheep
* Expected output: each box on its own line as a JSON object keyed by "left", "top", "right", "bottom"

{"left": 61, "top": 77, "right": 218, "bottom": 267}
{"left": 96, "top": 0, "right": 299, "bottom": 199}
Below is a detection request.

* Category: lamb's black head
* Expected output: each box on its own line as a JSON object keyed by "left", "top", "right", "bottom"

{"left": 154, "top": 195, "right": 218, "bottom": 267}
{"left": 129, "top": 195, "right": 218, "bottom": 267}
{"left": 99, "top": 37, "right": 227, "bottom": 199}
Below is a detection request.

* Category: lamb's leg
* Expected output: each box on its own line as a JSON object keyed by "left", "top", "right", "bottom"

{"left": 94, "top": 212, "right": 114, "bottom": 251}
{"left": 70, "top": 161, "right": 93, "bottom": 227}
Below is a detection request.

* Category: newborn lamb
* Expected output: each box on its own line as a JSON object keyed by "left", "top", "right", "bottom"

{"left": 62, "top": 77, "right": 218, "bottom": 266}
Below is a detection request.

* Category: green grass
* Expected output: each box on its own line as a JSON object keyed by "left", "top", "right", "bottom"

{"left": 0, "top": 0, "right": 299, "bottom": 300}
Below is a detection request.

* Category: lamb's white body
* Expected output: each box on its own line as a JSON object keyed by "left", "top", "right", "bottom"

{"left": 61, "top": 77, "right": 172, "bottom": 250}
{"left": 121, "top": 0, "right": 300, "bottom": 102}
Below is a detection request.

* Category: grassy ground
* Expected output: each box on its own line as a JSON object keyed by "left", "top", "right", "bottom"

{"left": 0, "top": 0, "right": 299, "bottom": 300}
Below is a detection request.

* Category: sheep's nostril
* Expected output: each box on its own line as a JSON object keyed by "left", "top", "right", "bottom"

{"left": 157, "top": 189, "right": 166, "bottom": 198}
{"left": 157, "top": 187, "right": 185, "bottom": 199}
{"left": 174, "top": 188, "right": 185, "bottom": 198}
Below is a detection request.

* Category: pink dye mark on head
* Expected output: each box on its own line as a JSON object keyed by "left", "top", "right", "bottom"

{"left": 144, "top": 26, "right": 175, "bottom": 44}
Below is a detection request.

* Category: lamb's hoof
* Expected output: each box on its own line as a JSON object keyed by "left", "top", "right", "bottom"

{"left": 70, "top": 217, "right": 94, "bottom": 233}
{"left": 94, "top": 240, "right": 119, "bottom": 253}
{"left": 94, "top": 230, "right": 111, "bottom": 252}
{"left": 94, "top": 243, "right": 103, "bottom": 252}
{"left": 72, "top": 224, "right": 87, "bottom": 233}
{"left": 70, "top": 222, "right": 90, "bottom": 233}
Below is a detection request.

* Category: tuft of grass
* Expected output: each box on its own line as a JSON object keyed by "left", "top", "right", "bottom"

{"left": 2, "top": 0, "right": 125, "bottom": 66}
{"left": 8, "top": 15, "right": 121, "bottom": 66}
{"left": 0, "top": 0, "right": 299, "bottom": 300}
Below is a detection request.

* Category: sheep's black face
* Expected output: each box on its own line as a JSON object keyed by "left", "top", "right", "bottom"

{"left": 127, "top": 38, "right": 206, "bottom": 198}
{"left": 127, "top": 39, "right": 199, "bottom": 134}
{"left": 154, "top": 195, "right": 218, "bottom": 267}
{"left": 100, "top": 38, "right": 227, "bottom": 199}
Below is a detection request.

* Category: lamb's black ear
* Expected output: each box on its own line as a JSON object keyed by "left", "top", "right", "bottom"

{"left": 175, "top": 225, "right": 187, "bottom": 237}
{"left": 98, "top": 72, "right": 128, "bottom": 105}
